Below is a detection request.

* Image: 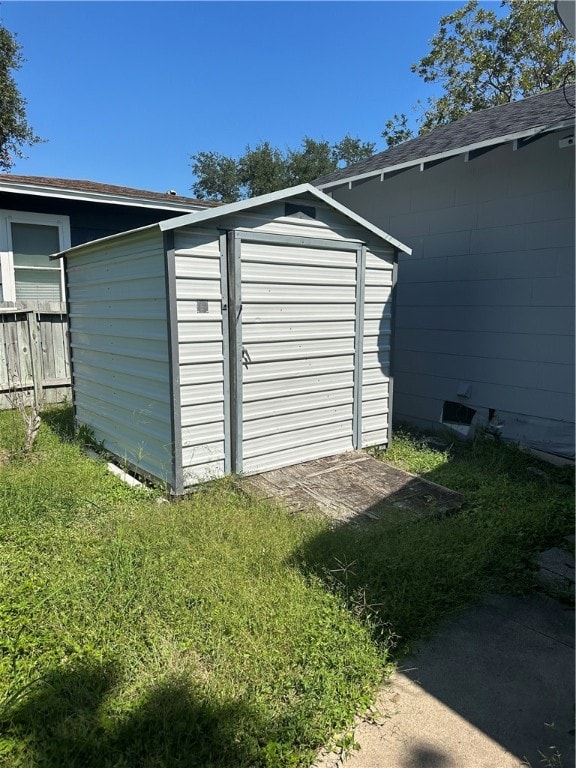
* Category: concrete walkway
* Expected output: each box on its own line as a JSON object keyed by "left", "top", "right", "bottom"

{"left": 315, "top": 592, "right": 575, "bottom": 768}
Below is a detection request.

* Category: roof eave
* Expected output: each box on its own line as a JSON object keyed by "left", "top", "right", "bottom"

{"left": 0, "top": 180, "right": 205, "bottom": 212}
{"left": 317, "top": 119, "right": 575, "bottom": 191}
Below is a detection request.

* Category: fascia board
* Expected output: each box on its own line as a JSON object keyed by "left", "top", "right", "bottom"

{"left": 157, "top": 184, "right": 315, "bottom": 230}
{"left": 317, "top": 120, "right": 576, "bottom": 191}
{"left": 0, "top": 181, "right": 204, "bottom": 212}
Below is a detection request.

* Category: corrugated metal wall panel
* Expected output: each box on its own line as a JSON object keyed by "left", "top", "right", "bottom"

{"left": 174, "top": 229, "right": 227, "bottom": 486}
{"left": 243, "top": 436, "right": 353, "bottom": 475}
{"left": 66, "top": 231, "right": 174, "bottom": 486}
{"left": 239, "top": 239, "right": 358, "bottom": 475}
{"left": 204, "top": 202, "right": 364, "bottom": 243}
{"left": 243, "top": 388, "right": 354, "bottom": 420}
{"left": 242, "top": 304, "right": 357, "bottom": 322}
{"left": 243, "top": 371, "right": 353, "bottom": 400}
{"left": 69, "top": 298, "right": 167, "bottom": 321}
{"left": 361, "top": 245, "right": 394, "bottom": 449}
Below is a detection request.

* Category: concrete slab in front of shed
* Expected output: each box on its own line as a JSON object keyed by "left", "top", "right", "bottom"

{"left": 243, "top": 452, "right": 464, "bottom": 524}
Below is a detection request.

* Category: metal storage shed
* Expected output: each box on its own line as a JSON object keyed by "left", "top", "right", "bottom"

{"left": 57, "top": 184, "right": 411, "bottom": 494}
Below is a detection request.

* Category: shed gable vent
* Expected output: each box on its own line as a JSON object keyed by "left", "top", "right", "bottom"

{"left": 285, "top": 203, "right": 316, "bottom": 219}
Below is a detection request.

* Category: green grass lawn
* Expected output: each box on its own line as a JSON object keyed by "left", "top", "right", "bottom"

{"left": 0, "top": 408, "right": 573, "bottom": 767}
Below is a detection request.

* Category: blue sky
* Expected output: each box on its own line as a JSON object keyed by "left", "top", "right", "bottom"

{"left": 3, "top": 1, "right": 470, "bottom": 197}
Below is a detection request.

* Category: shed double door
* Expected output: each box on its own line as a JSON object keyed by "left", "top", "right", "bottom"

{"left": 227, "top": 230, "right": 365, "bottom": 475}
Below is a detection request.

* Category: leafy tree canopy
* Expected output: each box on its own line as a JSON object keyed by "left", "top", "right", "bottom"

{"left": 191, "top": 0, "right": 575, "bottom": 196}
{"left": 384, "top": 0, "right": 576, "bottom": 146}
{"left": 190, "top": 135, "right": 375, "bottom": 203}
{"left": 0, "top": 24, "right": 42, "bottom": 171}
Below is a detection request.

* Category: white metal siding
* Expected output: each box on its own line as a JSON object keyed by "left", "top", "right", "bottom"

{"left": 64, "top": 192, "right": 398, "bottom": 493}
{"left": 239, "top": 239, "right": 358, "bottom": 474}
{"left": 174, "top": 229, "right": 227, "bottom": 486}
{"left": 362, "top": 246, "right": 394, "bottom": 447}
{"left": 66, "top": 232, "right": 174, "bottom": 486}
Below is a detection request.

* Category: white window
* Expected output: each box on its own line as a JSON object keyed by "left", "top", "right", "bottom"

{"left": 0, "top": 211, "right": 71, "bottom": 304}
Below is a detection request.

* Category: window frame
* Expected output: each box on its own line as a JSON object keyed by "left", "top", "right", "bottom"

{"left": 0, "top": 210, "right": 71, "bottom": 304}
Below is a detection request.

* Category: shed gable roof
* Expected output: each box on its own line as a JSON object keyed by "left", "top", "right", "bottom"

{"left": 55, "top": 183, "right": 412, "bottom": 259}
{"left": 314, "top": 87, "right": 575, "bottom": 189}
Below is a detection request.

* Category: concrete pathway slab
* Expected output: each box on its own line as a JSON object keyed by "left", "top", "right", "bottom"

{"left": 315, "top": 594, "right": 575, "bottom": 768}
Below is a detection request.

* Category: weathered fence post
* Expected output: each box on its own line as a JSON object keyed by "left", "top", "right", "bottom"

{"left": 0, "top": 303, "right": 71, "bottom": 409}
{"left": 27, "top": 310, "right": 44, "bottom": 407}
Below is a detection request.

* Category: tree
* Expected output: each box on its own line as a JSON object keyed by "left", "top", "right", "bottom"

{"left": 191, "top": 0, "right": 575, "bottom": 195}
{"left": 383, "top": 0, "right": 575, "bottom": 145}
{"left": 287, "top": 137, "right": 335, "bottom": 186}
{"left": 0, "top": 24, "right": 42, "bottom": 171}
{"left": 333, "top": 135, "right": 377, "bottom": 166}
{"left": 240, "top": 141, "right": 290, "bottom": 198}
{"left": 190, "top": 134, "right": 376, "bottom": 202}
{"left": 381, "top": 113, "right": 414, "bottom": 149}
{"left": 189, "top": 151, "right": 241, "bottom": 203}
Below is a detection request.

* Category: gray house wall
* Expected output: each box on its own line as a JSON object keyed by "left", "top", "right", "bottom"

{"left": 331, "top": 128, "right": 575, "bottom": 457}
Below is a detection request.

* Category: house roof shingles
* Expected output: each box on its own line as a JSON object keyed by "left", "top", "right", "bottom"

{"left": 0, "top": 174, "right": 218, "bottom": 208}
{"left": 315, "top": 87, "right": 575, "bottom": 188}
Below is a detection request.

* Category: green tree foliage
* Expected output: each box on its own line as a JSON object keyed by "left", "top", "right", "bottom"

{"left": 189, "top": 152, "right": 241, "bottom": 204}
{"left": 191, "top": 0, "right": 575, "bottom": 195}
{"left": 190, "top": 134, "right": 376, "bottom": 202}
{"left": 383, "top": 0, "right": 575, "bottom": 145}
{"left": 333, "top": 135, "right": 377, "bottom": 166}
{"left": 381, "top": 113, "right": 414, "bottom": 149}
{"left": 0, "top": 24, "right": 42, "bottom": 171}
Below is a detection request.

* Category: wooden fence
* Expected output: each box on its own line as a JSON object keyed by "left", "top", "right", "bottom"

{"left": 0, "top": 302, "right": 71, "bottom": 410}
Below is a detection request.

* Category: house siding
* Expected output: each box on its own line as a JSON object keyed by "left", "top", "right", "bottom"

{"left": 0, "top": 192, "right": 193, "bottom": 247}
{"left": 332, "top": 129, "right": 575, "bottom": 457}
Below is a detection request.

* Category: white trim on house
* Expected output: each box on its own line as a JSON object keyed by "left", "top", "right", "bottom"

{"left": 0, "top": 210, "right": 71, "bottom": 303}
{"left": 316, "top": 120, "right": 575, "bottom": 191}
{"left": 0, "top": 180, "right": 204, "bottom": 213}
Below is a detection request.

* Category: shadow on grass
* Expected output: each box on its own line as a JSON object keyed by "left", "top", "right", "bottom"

{"left": 1, "top": 662, "right": 265, "bottom": 767}
{"left": 289, "top": 431, "right": 575, "bottom": 765}
{"left": 292, "top": 432, "right": 574, "bottom": 654}
{"left": 40, "top": 403, "right": 76, "bottom": 441}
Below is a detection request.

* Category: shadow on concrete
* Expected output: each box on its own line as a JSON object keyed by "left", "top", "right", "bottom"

{"left": 402, "top": 743, "right": 456, "bottom": 768}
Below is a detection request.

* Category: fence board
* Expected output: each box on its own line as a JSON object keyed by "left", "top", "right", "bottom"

{"left": 0, "top": 302, "right": 71, "bottom": 409}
